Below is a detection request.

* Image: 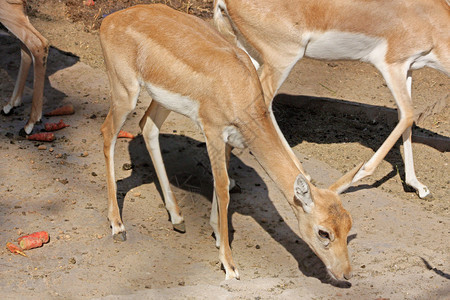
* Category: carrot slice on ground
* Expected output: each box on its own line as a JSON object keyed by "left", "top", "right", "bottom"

{"left": 6, "top": 242, "right": 27, "bottom": 256}
{"left": 44, "top": 120, "right": 70, "bottom": 132}
{"left": 83, "top": 0, "right": 95, "bottom": 6}
{"left": 18, "top": 231, "right": 49, "bottom": 244}
{"left": 19, "top": 237, "right": 43, "bottom": 250}
{"left": 118, "top": 130, "right": 135, "bottom": 139}
{"left": 27, "top": 132, "right": 55, "bottom": 142}
{"left": 44, "top": 104, "right": 75, "bottom": 117}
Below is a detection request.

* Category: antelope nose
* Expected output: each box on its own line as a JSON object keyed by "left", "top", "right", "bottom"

{"left": 343, "top": 271, "right": 353, "bottom": 280}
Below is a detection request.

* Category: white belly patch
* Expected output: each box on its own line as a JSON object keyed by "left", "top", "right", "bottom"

{"left": 305, "top": 31, "right": 386, "bottom": 62}
{"left": 144, "top": 83, "right": 200, "bottom": 123}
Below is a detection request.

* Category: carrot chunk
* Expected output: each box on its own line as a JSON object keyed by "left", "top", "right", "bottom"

{"left": 27, "top": 132, "right": 55, "bottom": 142}
{"left": 44, "top": 104, "right": 75, "bottom": 117}
{"left": 44, "top": 120, "right": 70, "bottom": 132}
{"left": 6, "top": 242, "right": 27, "bottom": 256}
{"left": 118, "top": 130, "right": 135, "bottom": 139}
{"left": 18, "top": 231, "right": 49, "bottom": 244}
{"left": 19, "top": 237, "right": 43, "bottom": 250}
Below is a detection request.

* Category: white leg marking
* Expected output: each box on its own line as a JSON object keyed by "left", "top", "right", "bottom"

{"left": 402, "top": 72, "right": 430, "bottom": 198}
{"left": 141, "top": 103, "right": 184, "bottom": 225}
{"left": 210, "top": 190, "right": 220, "bottom": 248}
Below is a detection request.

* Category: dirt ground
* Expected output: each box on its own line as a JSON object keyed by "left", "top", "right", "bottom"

{"left": 0, "top": 1, "right": 449, "bottom": 299}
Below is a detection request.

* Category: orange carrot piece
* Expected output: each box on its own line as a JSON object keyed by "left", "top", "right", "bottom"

{"left": 27, "top": 132, "right": 55, "bottom": 142}
{"left": 44, "top": 120, "right": 70, "bottom": 132}
{"left": 44, "top": 104, "right": 75, "bottom": 117}
{"left": 19, "top": 237, "right": 43, "bottom": 250}
{"left": 6, "top": 242, "right": 27, "bottom": 256}
{"left": 118, "top": 130, "right": 135, "bottom": 139}
{"left": 18, "top": 231, "right": 49, "bottom": 244}
{"left": 83, "top": 0, "right": 95, "bottom": 6}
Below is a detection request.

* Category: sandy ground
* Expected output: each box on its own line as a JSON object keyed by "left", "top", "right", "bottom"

{"left": 0, "top": 2, "right": 449, "bottom": 299}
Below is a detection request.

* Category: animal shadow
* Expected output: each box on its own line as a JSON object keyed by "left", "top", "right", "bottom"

{"left": 114, "top": 133, "right": 351, "bottom": 287}
{"left": 273, "top": 94, "right": 449, "bottom": 193}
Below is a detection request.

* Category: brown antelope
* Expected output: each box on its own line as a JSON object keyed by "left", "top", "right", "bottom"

{"left": 214, "top": 0, "right": 450, "bottom": 199}
{"left": 100, "top": 4, "right": 361, "bottom": 281}
{"left": 0, "top": 0, "right": 49, "bottom": 134}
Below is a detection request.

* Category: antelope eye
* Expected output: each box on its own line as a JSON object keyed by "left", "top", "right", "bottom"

{"left": 318, "top": 229, "right": 330, "bottom": 240}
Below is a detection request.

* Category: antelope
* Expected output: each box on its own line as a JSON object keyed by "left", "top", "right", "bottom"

{"left": 214, "top": 0, "right": 450, "bottom": 199}
{"left": 100, "top": 4, "right": 362, "bottom": 281}
{"left": 0, "top": 0, "right": 49, "bottom": 134}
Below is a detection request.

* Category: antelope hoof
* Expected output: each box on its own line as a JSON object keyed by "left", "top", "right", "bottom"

{"left": 19, "top": 128, "right": 27, "bottom": 137}
{"left": 417, "top": 187, "right": 431, "bottom": 199}
{"left": 23, "top": 123, "right": 35, "bottom": 135}
{"left": 2, "top": 105, "right": 13, "bottom": 115}
{"left": 173, "top": 221, "right": 186, "bottom": 233}
{"left": 113, "top": 231, "right": 127, "bottom": 242}
{"left": 225, "top": 266, "right": 240, "bottom": 280}
{"left": 406, "top": 180, "right": 431, "bottom": 199}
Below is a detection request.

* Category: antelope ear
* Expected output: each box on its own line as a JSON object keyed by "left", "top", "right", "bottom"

{"left": 294, "top": 173, "right": 314, "bottom": 213}
{"left": 329, "top": 162, "right": 364, "bottom": 194}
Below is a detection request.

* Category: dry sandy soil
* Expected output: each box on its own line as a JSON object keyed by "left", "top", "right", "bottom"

{"left": 0, "top": 1, "right": 449, "bottom": 299}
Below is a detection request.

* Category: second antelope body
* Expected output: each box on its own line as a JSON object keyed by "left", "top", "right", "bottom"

{"left": 100, "top": 4, "right": 360, "bottom": 281}
{"left": 215, "top": 0, "right": 450, "bottom": 199}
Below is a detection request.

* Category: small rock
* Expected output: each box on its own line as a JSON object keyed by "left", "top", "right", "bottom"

{"left": 80, "top": 151, "right": 89, "bottom": 157}
{"left": 38, "top": 145, "right": 47, "bottom": 150}
{"left": 122, "top": 163, "right": 133, "bottom": 171}
{"left": 57, "top": 178, "right": 69, "bottom": 185}
{"left": 68, "top": 257, "right": 76, "bottom": 264}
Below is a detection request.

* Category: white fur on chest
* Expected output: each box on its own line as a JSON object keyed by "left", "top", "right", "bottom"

{"left": 222, "top": 125, "right": 246, "bottom": 149}
{"left": 144, "top": 83, "right": 200, "bottom": 123}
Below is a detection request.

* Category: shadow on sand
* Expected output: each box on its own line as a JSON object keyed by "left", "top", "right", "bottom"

{"left": 113, "top": 133, "right": 351, "bottom": 288}
{"left": 0, "top": 31, "right": 79, "bottom": 132}
{"left": 273, "top": 94, "right": 449, "bottom": 193}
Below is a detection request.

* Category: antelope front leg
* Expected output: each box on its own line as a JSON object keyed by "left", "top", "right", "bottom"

{"left": 352, "top": 65, "right": 430, "bottom": 197}
{"left": 25, "top": 34, "right": 48, "bottom": 135}
{"left": 401, "top": 73, "right": 430, "bottom": 198}
{"left": 210, "top": 143, "right": 233, "bottom": 247}
{"left": 204, "top": 128, "right": 239, "bottom": 280}
{"left": 100, "top": 76, "right": 140, "bottom": 241}
{"left": 2, "top": 47, "right": 31, "bottom": 115}
{"left": 0, "top": 4, "right": 49, "bottom": 134}
{"left": 401, "top": 126, "right": 429, "bottom": 198}
{"left": 101, "top": 111, "right": 126, "bottom": 241}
